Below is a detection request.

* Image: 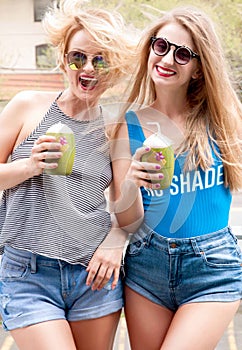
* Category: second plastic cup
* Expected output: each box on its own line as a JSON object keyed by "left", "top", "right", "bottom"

{"left": 141, "top": 122, "right": 174, "bottom": 189}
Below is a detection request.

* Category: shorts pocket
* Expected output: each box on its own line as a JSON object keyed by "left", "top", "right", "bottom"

{"left": 126, "top": 231, "right": 153, "bottom": 257}
{"left": 199, "top": 234, "right": 242, "bottom": 268}
{"left": 0, "top": 253, "right": 30, "bottom": 280}
{"left": 228, "top": 231, "right": 242, "bottom": 256}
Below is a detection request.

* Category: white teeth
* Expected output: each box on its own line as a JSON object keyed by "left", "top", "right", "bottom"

{"left": 156, "top": 66, "right": 175, "bottom": 75}
{"left": 80, "top": 77, "right": 98, "bottom": 87}
{"left": 81, "top": 77, "right": 97, "bottom": 83}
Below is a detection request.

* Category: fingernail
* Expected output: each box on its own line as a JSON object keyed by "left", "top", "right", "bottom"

{"left": 155, "top": 165, "right": 161, "bottom": 169}
{"left": 155, "top": 183, "right": 160, "bottom": 188}
{"left": 145, "top": 147, "right": 150, "bottom": 151}
{"left": 159, "top": 174, "right": 164, "bottom": 179}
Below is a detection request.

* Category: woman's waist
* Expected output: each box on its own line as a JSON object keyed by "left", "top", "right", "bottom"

{"left": 131, "top": 222, "right": 233, "bottom": 249}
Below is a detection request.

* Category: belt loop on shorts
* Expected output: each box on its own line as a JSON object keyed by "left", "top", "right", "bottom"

{"left": 30, "top": 254, "right": 37, "bottom": 274}
{"left": 190, "top": 239, "right": 200, "bottom": 255}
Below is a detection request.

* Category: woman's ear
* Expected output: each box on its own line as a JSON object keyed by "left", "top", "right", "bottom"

{"left": 192, "top": 68, "right": 201, "bottom": 79}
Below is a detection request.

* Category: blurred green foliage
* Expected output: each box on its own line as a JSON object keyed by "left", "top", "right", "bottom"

{"left": 85, "top": 0, "right": 242, "bottom": 99}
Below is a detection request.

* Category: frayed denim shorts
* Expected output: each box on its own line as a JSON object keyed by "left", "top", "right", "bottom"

{"left": 125, "top": 225, "right": 242, "bottom": 311}
{"left": 0, "top": 246, "right": 123, "bottom": 331}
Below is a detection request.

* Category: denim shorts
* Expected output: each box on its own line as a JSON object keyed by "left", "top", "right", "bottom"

{"left": 125, "top": 225, "right": 242, "bottom": 311}
{"left": 0, "top": 246, "right": 123, "bottom": 331}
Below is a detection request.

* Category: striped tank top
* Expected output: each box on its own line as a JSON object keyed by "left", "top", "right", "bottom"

{"left": 0, "top": 97, "right": 112, "bottom": 266}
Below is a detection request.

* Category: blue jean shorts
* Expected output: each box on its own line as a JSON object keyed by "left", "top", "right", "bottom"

{"left": 0, "top": 246, "right": 123, "bottom": 331}
{"left": 125, "top": 225, "right": 242, "bottom": 311}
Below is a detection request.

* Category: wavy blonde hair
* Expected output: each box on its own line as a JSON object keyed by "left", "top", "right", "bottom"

{"left": 42, "top": 0, "right": 136, "bottom": 87}
{"left": 118, "top": 6, "right": 242, "bottom": 191}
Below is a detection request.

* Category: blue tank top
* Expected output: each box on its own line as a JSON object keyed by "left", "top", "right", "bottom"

{"left": 125, "top": 111, "right": 231, "bottom": 238}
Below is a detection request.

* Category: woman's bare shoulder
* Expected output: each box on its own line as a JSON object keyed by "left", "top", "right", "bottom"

{"left": 13, "top": 90, "right": 59, "bottom": 105}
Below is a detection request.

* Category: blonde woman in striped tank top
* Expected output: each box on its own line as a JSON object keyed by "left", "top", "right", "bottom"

{"left": 0, "top": 0, "right": 135, "bottom": 349}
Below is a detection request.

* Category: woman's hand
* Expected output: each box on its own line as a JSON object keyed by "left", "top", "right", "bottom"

{"left": 28, "top": 135, "right": 62, "bottom": 176}
{"left": 125, "top": 146, "right": 164, "bottom": 189}
{"left": 86, "top": 226, "right": 128, "bottom": 291}
{"left": 0, "top": 135, "right": 63, "bottom": 191}
{"left": 86, "top": 246, "right": 124, "bottom": 291}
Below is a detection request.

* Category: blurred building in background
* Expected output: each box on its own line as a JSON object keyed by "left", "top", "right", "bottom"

{"left": 0, "top": 0, "right": 64, "bottom": 100}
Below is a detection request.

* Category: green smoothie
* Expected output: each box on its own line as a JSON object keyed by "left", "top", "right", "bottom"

{"left": 45, "top": 122, "right": 75, "bottom": 176}
{"left": 141, "top": 122, "right": 174, "bottom": 189}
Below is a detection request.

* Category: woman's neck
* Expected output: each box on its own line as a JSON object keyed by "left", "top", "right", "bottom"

{"left": 150, "top": 91, "right": 189, "bottom": 130}
{"left": 57, "top": 90, "right": 100, "bottom": 121}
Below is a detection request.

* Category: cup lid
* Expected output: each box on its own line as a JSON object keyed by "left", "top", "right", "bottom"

{"left": 143, "top": 122, "right": 172, "bottom": 147}
{"left": 47, "top": 122, "right": 74, "bottom": 134}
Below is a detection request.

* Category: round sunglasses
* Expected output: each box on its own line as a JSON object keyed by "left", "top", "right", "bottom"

{"left": 65, "top": 51, "right": 109, "bottom": 72}
{"left": 151, "top": 37, "right": 200, "bottom": 65}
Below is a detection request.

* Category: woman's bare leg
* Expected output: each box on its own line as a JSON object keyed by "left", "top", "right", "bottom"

{"left": 161, "top": 300, "right": 240, "bottom": 350}
{"left": 11, "top": 319, "right": 77, "bottom": 350}
{"left": 125, "top": 286, "right": 240, "bottom": 350}
{"left": 125, "top": 286, "right": 174, "bottom": 350}
{"left": 70, "top": 310, "right": 121, "bottom": 350}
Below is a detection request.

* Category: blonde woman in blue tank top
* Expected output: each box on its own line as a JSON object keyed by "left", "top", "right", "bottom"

{"left": 111, "top": 6, "right": 242, "bottom": 350}
{"left": 0, "top": 1, "right": 135, "bottom": 349}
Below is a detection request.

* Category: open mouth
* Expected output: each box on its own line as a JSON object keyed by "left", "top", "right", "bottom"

{"left": 79, "top": 77, "right": 98, "bottom": 90}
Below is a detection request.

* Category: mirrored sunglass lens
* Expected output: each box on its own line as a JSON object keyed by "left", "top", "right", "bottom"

{"left": 93, "top": 56, "right": 108, "bottom": 70}
{"left": 68, "top": 63, "right": 79, "bottom": 70}
{"left": 175, "top": 47, "right": 191, "bottom": 64}
{"left": 68, "top": 52, "right": 86, "bottom": 69}
{"left": 154, "top": 38, "right": 168, "bottom": 55}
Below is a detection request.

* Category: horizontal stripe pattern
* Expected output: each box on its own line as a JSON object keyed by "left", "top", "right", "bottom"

{"left": 0, "top": 99, "right": 112, "bottom": 265}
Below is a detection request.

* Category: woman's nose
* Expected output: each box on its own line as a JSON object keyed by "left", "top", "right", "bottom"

{"left": 160, "top": 49, "right": 175, "bottom": 65}
{"left": 82, "top": 58, "right": 95, "bottom": 73}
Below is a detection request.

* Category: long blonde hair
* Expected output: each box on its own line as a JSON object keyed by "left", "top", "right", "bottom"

{"left": 119, "top": 6, "right": 242, "bottom": 191}
{"left": 42, "top": 0, "right": 136, "bottom": 87}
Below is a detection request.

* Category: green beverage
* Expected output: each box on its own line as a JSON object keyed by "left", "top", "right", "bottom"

{"left": 141, "top": 122, "right": 174, "bottom": 189}
{"left": 45, "top": 122, "right": 75, "bottom": 176}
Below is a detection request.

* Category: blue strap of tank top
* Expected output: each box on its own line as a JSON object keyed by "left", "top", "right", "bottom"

{"left": 125, "top": 111, "right": 145, "bottom": 155}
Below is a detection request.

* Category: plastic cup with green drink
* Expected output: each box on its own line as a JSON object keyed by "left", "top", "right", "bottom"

{"left": 141, "top": 122, "right": 174, "bottom": 189}
{"left": 44, "top": 122, "right": 75, "bottom": 176}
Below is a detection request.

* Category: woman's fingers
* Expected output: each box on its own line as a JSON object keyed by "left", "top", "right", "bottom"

{"left": 127, "top": 147, "right": 164, "bottom": 189}
{"left": 132, "top": 146, "right": 151, "bottom": 161}
{"left": 30, "top": 136, "right": 62, "bottom": 170}
{"left": 86, "top": 246, "right": 123, "bottom": 291}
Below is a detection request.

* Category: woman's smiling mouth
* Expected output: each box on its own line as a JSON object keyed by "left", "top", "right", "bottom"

{"left": 156, "top": 65, "right": 176, "bottom": 77}
{"left": 79, "top": 76, "right": 98, "bottom": 90}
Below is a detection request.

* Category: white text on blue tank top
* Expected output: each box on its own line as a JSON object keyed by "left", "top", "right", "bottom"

{"left": 144, "top": 164, "right": 224, "bottom": 197}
